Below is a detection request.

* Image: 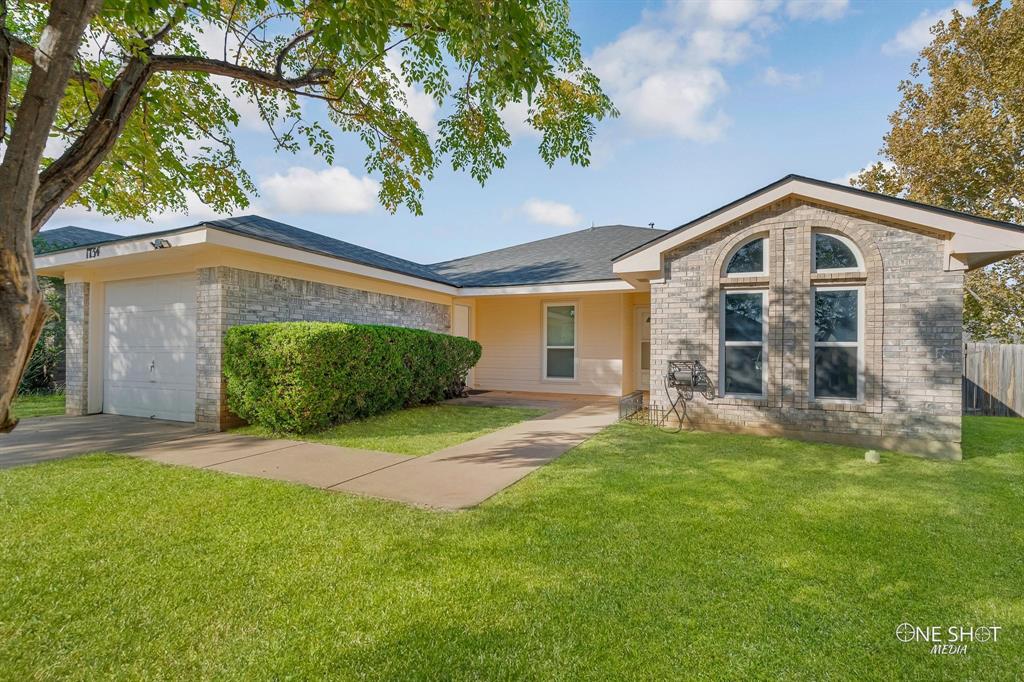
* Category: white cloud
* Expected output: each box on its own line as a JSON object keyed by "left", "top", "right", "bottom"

{"left": 761, "top": 66, "right": 804, "bottom": 88}
{"left": 785, "top": 0, "right": 849, "bottom": 21}
{"left": 500, "top": 98, "right": 540, "bottom": 139}
{"left": 49, "top": 190, "right": 229, "bottom": 229}
{"left": 384, "top": 54, "right": 438, "bottom": 134}
{"left": 591, "top": 0, "right": 843, "bottom": 142}
{"left": 882, "top": 2, "right": 975, "bottom": 56}
{"left": 521, "top": 199, "right": 582, "bottom": 228}
{"left": 260, "top": 166, "right": 380, "bottom": 214}
{"left": 830, "top": 160, "right": 894, "bottom": 186}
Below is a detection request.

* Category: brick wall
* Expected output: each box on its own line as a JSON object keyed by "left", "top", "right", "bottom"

{"left": 64, "top": 282, "right": 89, "bottom": 416}
{"left": 195, "top": 266, "right": 451, "bottom": 430}
{"left": 650, "top": 199, "right": 963, "bottom": 459}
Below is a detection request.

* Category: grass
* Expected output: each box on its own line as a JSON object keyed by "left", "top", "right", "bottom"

{"left": 11, "top": 392, "right": 64, "bottom": 419}
{"left": 233, "top": 404, "right": 546, "bottom": 455}
{"left": 0, "top": 417, "right": 1022, "bottom": 679}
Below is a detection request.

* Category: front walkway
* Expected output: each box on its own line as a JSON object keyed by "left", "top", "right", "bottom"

{"left": 332, "top": 400, "right": 617, "bottom": 508}
{"left": 1, "top": 394, "right": 619, "bottom": 509}
{"left": 132, "top": 394, "right": 618, "bottom": 509}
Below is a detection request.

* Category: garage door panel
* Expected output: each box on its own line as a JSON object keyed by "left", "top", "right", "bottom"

{"left": 106, "top": 312, "right": 196, "bottom": 351}
{"left": 105, "top": 349, "right": 196, "bottom": 385}
{"left": 102, "top": 384, "right": 195, "bottom": 422}
{"left": 104, "top": 274, "right": 196, "bottom": 422}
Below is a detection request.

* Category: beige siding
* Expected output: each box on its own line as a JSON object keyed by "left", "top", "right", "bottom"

{"left": 472, "top": 293, "right": 630, "bottom": 396}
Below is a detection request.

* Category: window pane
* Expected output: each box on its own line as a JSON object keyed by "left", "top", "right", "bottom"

{"left": 546, "top": 306, "right": 575, "bottom": 346}
{"left": 640, "top": 342, "right": 650, "bottom": 371}
{"left": 724, "top": 293, "right": 764, "bottom": 342}
{"left": 814, "top": 347, "right": 858, "bottom": 399}
{"left": 547, "top": 348, "right": 575, "bottom": 378}
{"left": 726, "top": 238, "right": 764, "bottom": 274}
{"left": 724, "top": 346, "right": 763, "bottom": 395}
{"left": 814, "top": 290, "right": 858, "bottom": 342}
{"left": 815, "top": 233, "right": 858, "bottom": 270}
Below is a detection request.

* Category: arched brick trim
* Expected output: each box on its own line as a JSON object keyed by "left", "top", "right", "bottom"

{"left": 803, "top": 211, "right": 884, "bottom": 413}
{"left": 714, "top": 228, "right": 771, "bottom": 279}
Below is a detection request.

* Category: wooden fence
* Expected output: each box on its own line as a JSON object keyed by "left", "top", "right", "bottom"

{"left": 963, "top": 343, "right": 1024, "bottom": 417}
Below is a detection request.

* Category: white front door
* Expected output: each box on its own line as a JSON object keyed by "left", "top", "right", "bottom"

{"left": 104, "top": 274, "right": 197, "bottom": 422}
{"left": 636, "top": 307, "right": 651, "bottom": 390}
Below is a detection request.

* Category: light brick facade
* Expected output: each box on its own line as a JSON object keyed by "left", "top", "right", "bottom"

{"left": 651, "top": 197, "right": 962, "bottom": 456}
{"left": 64, "top": 281, "right": 89, "bottom": 416}
{"left": 195, "top": 266, "right": 451, "bottom": 430}
{"left": 649, "top": 199, "right": 964, "bottom": 458}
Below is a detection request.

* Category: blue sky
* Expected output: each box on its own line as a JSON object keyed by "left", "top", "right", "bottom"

{"left": 50, "top": 0, "right": 971, "bottom": 263}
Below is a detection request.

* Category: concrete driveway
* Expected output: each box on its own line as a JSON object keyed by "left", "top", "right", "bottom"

{"left": 0, "top": 414, "right": 196, "bottom": 469}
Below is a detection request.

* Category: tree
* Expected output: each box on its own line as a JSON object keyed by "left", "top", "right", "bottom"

{"left": 853, "top": 0, "right": 1024, "bottom": 341}
{"left": 0, "top": 0, "right": 615, "bottom": 431}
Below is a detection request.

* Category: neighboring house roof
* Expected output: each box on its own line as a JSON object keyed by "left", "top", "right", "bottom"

{"left": 613, "top": 174, "right": 1024, "bottom": 275}
{"left": 35, "top": 226, "right": 120, "bottom": 252}
{"left": 429, "top": 225, "right": 667, "bottom": 286}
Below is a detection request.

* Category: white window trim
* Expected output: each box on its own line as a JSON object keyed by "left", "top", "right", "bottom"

{"left": 812, "top": 230, "right": 865, "bottom": 274}
{"left": 723, "top": 235, "right": 769, "bottom": 278}
{"left": 810, "top": 285, "right": 865, "bottom": 403}
{"left": 719, "top": 290, "right": 768, "bottom": 399}
{"left": 542, "top": 301, "right": 578, "bottom": 382}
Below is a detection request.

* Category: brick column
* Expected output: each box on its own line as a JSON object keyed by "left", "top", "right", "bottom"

{"left": 64, "top": 282, "right": 90, "bottom": 415}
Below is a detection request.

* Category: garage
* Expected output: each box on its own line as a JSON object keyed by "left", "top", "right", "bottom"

{"left": 103, "top": 274, "right": 197, "bottom": 422}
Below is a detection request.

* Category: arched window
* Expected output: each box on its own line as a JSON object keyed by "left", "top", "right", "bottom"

{"left": 724, "top": 237, "right": 767, "bottom": 276}
{"left": 813, "top": 232, "right": 862, "bottom": 271}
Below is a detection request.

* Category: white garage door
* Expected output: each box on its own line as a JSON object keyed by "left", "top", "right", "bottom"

{"left": 104, "top": 274, "right": 196, "bottom": 422}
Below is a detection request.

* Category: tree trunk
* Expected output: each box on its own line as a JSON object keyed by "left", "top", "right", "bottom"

{"left": 0, "top": 0, "right": 102, "bottom": 431}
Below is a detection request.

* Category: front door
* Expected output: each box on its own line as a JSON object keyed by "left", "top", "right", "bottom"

{"left": 636, "top": 307, "right": 651, "bottom": 390}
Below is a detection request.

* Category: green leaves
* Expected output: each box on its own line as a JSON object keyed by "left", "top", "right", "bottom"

{"left": 853, "top": 0, "right": 1024, "bottom": 343}
{"left": 9, "top": 0, "right": 615, "bottom": 222}
{"left": 223, "top": 322, "right": 482, "bottom": 433}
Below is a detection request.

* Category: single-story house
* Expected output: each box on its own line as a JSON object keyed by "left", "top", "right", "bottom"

{"left": 35, "top": 175, "right": 1024, "bottom": 459}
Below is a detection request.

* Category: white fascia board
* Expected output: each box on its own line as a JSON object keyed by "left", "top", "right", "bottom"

{"left": 203, "top": 229, "right": 459, "bottom": 295}
{"left": 613, "top": 178, "right": 1024, "bottom": 274}
{"left": 34, "top": 228, "right": 209, "bottom": 270}
{"left": 458, "top": 279, "right": 636, "bottom": 297}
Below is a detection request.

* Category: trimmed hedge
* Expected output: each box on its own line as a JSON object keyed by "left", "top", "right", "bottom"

{"left": 223, "top": 322, "right": 482, "bottom": 433}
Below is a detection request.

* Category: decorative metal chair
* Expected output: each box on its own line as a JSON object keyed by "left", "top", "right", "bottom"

{"left": 663, "top": 360, "right": 716, "bottom": 429}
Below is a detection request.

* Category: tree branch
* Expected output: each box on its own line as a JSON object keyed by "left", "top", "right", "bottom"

{"left": 0, "top": 2, "right": 12, "bottom": 144}
{"left": 275, "top": 29, "right": 313, "bottom": 78}
{"left": 151, "top": 54, "right": 332, "bottom": 89}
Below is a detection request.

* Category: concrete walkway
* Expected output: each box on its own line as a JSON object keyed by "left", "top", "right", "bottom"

{"left": 332, "top": 401, "right": 617, "bottom": 508}
{"left": 2, "top": 394, "right": 619, "bottom": 510}
{"left": 0, "top": 414, "right": 196, "bottom": 469}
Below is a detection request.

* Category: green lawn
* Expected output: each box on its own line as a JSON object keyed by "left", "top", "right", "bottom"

{"left": 234, "top": 404, "right": 546, "bottom": 455}
{"left": 11, "top": 393, "right": 64, "bottom": 419}
{"left": 1, "top": 417, "right": 1022, "bottom": 679}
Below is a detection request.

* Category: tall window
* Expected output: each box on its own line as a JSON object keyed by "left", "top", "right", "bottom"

{"left": 721, "top": 291, "right": 766, "bottom": 397}
{"left": 544, "top": 303, "right": 576, "bottom": 379}
{"left": 813, "top": 232, "right": 861, "bottom": 271}
{"left": 725, "top": 237, "right": 767, "bottom": 276}
{"left": 812, "top": 287, "right": 862, "bottom": 400}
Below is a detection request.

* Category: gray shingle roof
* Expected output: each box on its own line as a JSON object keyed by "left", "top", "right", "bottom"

{"left": 203, "top": 215, "right": 451, "bottom": 284}
{"left": 429, "top": 225, "right": 667, "bottom": 286}
{"left": 35, "top": 226, "right": 120, "bottom": 252}
{"left": 37, "top": 217, "right": 665, "bottom": 288}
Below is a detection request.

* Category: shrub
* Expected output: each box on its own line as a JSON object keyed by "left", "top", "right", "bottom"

{"left": 223, "top": 322, "right": 482, "bottom": 433}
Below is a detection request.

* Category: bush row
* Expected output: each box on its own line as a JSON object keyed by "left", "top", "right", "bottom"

{"left": 223, "top": 322, "right": 482, "bottom": 433}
